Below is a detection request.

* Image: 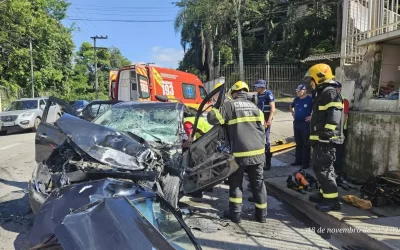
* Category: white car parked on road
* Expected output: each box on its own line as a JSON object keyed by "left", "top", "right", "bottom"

{"left": 0, "top": 97, "right": 61, "bottom": 135}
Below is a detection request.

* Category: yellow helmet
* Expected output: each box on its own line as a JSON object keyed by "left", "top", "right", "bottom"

{"left": 303, "top": 63, "right": 334, "bottom": 85}
{"left": 213, "top": 82, "right": 223, "bottom": 91}
{"left": 231, "top": 81, "right": 249, "bottom": 92}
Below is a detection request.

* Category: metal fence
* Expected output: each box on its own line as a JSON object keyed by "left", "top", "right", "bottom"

{"left": 342, "top": 0, "right": 400, "bottom": 64}
{"left": 210, "top": 64, "right": 309, "bottom": 97}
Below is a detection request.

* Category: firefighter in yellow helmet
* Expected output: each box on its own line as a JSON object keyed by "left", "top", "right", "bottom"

{"left": 207, "top": 81, "right": 267, "bottom": 223}
{"left": 212, "top": 82, "right": 232, "bottom": 103}
{"left": 303, "top": 63, "right": 344, "bottom": 212}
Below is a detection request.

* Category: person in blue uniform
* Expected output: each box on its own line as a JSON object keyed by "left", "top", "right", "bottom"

{"left": 254, "top": 79, "right": 276, "bottom": 170}
{"left": 290, "top": 84, "right": 313, "bottom": 169}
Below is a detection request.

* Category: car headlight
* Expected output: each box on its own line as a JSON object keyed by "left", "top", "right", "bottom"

{"left": 20, "top": 112, "right": 34, "bottom": 117}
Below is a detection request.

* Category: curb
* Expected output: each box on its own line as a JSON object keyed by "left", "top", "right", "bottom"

{"left": 265, "top": 180, "right": 395, "bottom": 250}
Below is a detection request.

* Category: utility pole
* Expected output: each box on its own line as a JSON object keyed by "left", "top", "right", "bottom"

{"left": 30, "top": 37, "right": 34, "bottom": 98}
{"left": 234, "top": 0, "right": 244, "bottom": 80}
{"left": 91, "top": 35, "right": 108, "bottom": 100}
{"left": 218, "top": 50, "right": 221, "bottom": 77}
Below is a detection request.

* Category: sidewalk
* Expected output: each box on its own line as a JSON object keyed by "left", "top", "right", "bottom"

{"left": 266, "top": 148, "right": 400, "bottom": 250}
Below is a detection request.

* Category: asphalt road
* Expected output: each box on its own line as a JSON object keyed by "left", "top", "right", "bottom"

{"left": 0, "top": 110, "right": 343, "bottom": 250}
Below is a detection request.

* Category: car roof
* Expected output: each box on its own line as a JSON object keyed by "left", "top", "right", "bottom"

{"left": 113, "top": 101, "right": 184, "bottom": 109}
{"left": 16, "top": 97, "right": 48, "bottom": 101}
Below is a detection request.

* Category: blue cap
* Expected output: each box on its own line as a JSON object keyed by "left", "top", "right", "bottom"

{"left": 254, "top": 79, "right": 266, "bottom": 88}
{"left": 296, "top": 84, "right": 306, "bottom": 91}
{"left": 334, "top": 81, "right": 342, "bottom": 88}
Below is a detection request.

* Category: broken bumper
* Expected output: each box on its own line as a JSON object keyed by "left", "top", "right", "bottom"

{"left": 28, "top": 180, "right": 47, "bottom": 215}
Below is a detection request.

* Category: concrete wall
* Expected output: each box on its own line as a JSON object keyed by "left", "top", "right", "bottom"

{"left": 336, "top": 44, "right": 400, "bottom": 112}
{"left": 345, "top": 111, "right": 400, "bottom": 180}
{"left": 335, "top": 44, "right": 400, "bottom": 179}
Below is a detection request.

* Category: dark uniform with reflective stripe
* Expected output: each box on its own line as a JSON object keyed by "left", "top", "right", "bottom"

{"left": 207, "top": 92, "right": 267, "bottom": 218}
{"left": 310, "top": 82, "right": 344, "bottom": 201}
{"left": 257, "top": 90, "right": 275, "bottom": 163}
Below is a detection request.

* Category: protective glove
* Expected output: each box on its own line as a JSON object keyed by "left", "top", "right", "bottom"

{"left": 319, "top": 130, "right": 334, "bottom": 140}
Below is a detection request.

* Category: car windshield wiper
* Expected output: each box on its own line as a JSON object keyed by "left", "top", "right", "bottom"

{"left": 121, "top": 131, "right": 148, "bottom": 145}
{"left": 141, "top": 131, "right": 166, "bottom": 145}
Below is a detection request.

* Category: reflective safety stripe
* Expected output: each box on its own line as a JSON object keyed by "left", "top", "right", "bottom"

{"left": 212, "top": 108, "right": 225, "bottom": 124}
{"left": 255, "top": 203, "right": 267, "bottom": 209}
{"left": 318, "top": 102, "right": 343, "bottom": 110}
{"left": 233, "top": 148, "right": 265, "bottom": 158}
{"left": 324, "top": 124, "right": 337, "bottom": 130}
{"left": 320, "top": 189, "right": 323, "bottom": 194}
{"left": 310, "top": 135, "right": 319, "bottom": 140}
{"left": 228, "top": 116, "right": 264, "bottom": 125}
{"left": 229, "top": 197, "right": 243, "bottom": 204}
{"left": 322, "top": 192, "right": 339, "bottom": 199}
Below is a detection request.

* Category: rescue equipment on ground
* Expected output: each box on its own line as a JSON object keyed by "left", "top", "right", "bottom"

{"left": 341, "top": 195, "right": 372, "bottom": 210}
{"left": 286, "top": 169, "right": 318, "bottom": 194}
{"left": 360, "top": 173, "right": 400, "bottom": 207}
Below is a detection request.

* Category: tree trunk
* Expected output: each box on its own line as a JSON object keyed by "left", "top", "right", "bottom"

{"left": 207, "top": 38, "right": 214, "bottom": 81}
{"left": 234, "top": 0, "right": 244, "bottom": 80}
{"left": 335, "top": 0, "right": 343, "bottom": 49}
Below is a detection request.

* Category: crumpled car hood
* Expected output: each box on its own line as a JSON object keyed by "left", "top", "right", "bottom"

{"left": 29, "top": 178, "right": 177, "bottom": 249}
{"left": 56, "top": 114, "right": 157, "bottom": 171}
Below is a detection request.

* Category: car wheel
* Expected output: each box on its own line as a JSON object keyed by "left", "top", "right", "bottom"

{"left": 0, "top": 131, "right": 7, "bottom": 136}
{"left": 32, "top": 117, "right": 41, "bottom": 132}
{"left": 161, "top": 174, "right": 181, "bottom": 209}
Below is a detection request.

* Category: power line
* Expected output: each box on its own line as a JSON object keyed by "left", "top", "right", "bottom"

{"left": 71, "top": 4, "right": 178, "bottom": 10}
{"left": 74, "top": 7, "right": 120, "bottom": 49}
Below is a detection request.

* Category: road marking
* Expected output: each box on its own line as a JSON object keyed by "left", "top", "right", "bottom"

{"left": 0, "top": 143, "right": 22, "bottom": 150}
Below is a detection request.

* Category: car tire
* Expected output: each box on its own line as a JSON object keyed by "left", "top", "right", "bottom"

{"left": 32, "top": 117, "right": 41, "bottom": 132}
{"left": 161, "top": 174, "right": 181, "bottom": 209}
{"left": 0, "top": 131, "right": 7, "bottom": 136}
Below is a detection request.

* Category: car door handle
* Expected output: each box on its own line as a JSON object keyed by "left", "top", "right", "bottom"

{"left": 38, "top": 133, "right": 47, "bottom": 139}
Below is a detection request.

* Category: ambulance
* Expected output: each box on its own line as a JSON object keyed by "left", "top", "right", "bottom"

{"left": 110, "top": 64, "right": 208, "bottom": 110}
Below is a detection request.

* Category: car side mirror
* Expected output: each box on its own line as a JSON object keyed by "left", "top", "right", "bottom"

{"left": 40, "top": 105, "right": 45, "bottom": 110}
{"left": 155, "top": 95, "right": 169, "bottom": 102}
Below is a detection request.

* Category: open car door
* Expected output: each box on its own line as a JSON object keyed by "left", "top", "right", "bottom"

{"left": 181, "top": 83, "right": 239, "bottom": 194}
{"left": 35, "top": 97, "right": 77, "bottom": 163}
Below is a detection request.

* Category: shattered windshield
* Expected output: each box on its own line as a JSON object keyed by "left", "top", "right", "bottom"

{"left": 93, "top": 103, "right": 183, "bottom": 145}
{"left": 131, "top": 196, "right": 197, "bottom": 250}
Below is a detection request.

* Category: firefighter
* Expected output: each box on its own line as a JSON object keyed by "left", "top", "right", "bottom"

{"left": 182, "top": 107, "right": 212, "bottom": 148}
{"left": 303, "top": 63, "right": 344, "bottom": 212}
{"left": 333, "top": 81, "right": 349, "bottom": 178}
{"left": 254, "top": 79, "right": 276, "bottom": 170}
{"left": 207, "top": 81, "right": 267, "bottom": 223}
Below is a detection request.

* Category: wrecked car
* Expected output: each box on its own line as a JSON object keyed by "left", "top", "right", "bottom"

{"left": 29, "top": 83, "right": 237, "bottom": 217}
{"left": 29, "top": 178, "right": 202, "bottom": 249}
{"left": 78, "top": 99, "right": 123, "bottom": 121}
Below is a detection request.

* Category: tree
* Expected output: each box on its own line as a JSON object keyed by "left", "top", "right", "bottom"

{"left": 174, "top": 0, "right": 339, "bottom": 76}
{"left": 65, "top": 43, "right": 131, "bottom": 101}
{"left": 0, "top": 0, "right": 74, "bottom": 97}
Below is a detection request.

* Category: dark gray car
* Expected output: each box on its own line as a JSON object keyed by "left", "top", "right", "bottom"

{"left": 29, "top": 85, "right": 237, "bottom": 216}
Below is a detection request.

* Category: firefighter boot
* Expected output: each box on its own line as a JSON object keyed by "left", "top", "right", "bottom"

{"left": 255, "top": 208, "right": 266, "bottom": 223}
{"left": 223, "top": 210, "right": 241, "bottom": 223}
{"left": 315, "top": 198, "right": 341, "bottom": 212}
{"left": 264, "top": 154, "right": 272, "bottom": 171}
{"left": 309, "top": 192, "right": 323, "bottom": 203}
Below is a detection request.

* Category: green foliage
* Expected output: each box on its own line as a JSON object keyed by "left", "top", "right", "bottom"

{"left": 174, "top": 0, "right": 339, "bottom": 78}
{"left": 0, "top": 0, "right": 74, "bottom": 98}
{"left": 0, "top": 0, "right": 131, "bottom": 103}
